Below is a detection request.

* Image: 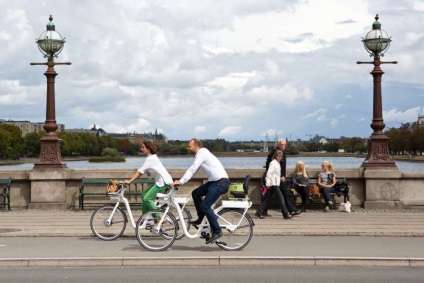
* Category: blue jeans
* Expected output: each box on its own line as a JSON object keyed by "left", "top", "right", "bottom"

{"left": 191, "top": 179, "right": 230, "bottom": 235}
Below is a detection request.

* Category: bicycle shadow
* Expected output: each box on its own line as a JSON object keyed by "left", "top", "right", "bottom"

{"left": 120, "top": 242, "right": 218, "bottom": 253}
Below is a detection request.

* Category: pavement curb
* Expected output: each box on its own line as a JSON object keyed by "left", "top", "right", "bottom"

{"left": 1, "top": 256, "right": 424, "bottom": 268}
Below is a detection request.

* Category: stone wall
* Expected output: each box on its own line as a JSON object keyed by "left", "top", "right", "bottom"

{"left": 0, "top": 167, "right": 423, "bottom": 210}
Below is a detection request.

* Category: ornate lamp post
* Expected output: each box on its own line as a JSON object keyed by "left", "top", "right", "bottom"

{"left": 31, "top": 15, "right": 71, "bottom": 169}
{"left": 357, "top": 14, "right": 397, "bottom": 168}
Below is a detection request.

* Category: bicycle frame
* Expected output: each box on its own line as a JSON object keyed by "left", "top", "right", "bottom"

{"left": 156, "top": 188, "right": 252, "bottom": 239}
{"left": 107, "top": 187, "right": 137, "bottom": 228}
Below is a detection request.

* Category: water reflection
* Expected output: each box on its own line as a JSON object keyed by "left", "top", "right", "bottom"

{"left": 1, "top": 156, "right": 423, "bottom": 172}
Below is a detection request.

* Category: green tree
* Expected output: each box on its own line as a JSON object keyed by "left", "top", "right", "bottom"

{"left": 0, "top": 124, "right": 24, "bottom": 158}
{"left": 98, "top": 135, "right": 118, "bottom": 152}
{"left": 101, "top": 147, "right": 119, "bottom": 157}
{"left": 323, "top": 142, "right": 340, "bottom": 153}
{"left": 24, "top": 131, "right": 43, "bottom": 157}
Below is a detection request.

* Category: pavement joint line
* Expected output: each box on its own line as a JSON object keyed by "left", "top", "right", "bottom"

{"left": 1, "top": 256, "right": 424, "bottom": 267}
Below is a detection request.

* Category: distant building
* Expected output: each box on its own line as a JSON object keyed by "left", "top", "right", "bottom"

{"left": 418, "top": 114, "right": 424, "bottom": 127}
{"left": 109, "top": 128, "right": 168, "bottom": 147}
{"left": 65, "top": 124, "right": 106, "bottom": 136}
{"left": 0, "top": 119, "right": 64, "bottom": 137}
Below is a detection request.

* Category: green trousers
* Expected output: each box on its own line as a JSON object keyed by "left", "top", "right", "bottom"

{"left": 141, "top": 183, "right": 168, "bottom": 215}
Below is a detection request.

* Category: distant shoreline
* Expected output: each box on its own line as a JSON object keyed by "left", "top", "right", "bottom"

{"left": 1, "top": 152, "right": 423, "bottom": 166}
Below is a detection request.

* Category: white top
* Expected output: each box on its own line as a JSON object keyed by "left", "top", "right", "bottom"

{"left": 137, "top": 154, "right": 173, "bottom": 187}
{"left": 266, "top": 159, "right": 281, "bottom": 187}
{"left": 179, "top": 148, "right": 228, "bottom": 185}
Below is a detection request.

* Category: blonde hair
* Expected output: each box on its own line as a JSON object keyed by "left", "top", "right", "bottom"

{"left": 295, "top": 160, "right": 307, "bottom": 177}
{"left": 322, "top": 160, "right": 334, "bottom": 171}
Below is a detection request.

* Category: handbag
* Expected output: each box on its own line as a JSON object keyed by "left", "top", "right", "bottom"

{"left": 338, "top": 201, "right": 351, "bottom": 213}
{"left": 259, "top": 186, "right": 268, "bottom": 195}
{"left": 308, "top": 184, "right": 320, "bottom": 201}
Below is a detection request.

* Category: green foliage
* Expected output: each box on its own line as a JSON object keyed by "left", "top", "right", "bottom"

{"left": 23, "top": 131, "right": 43, "bottom": 157}
{"left": 0, "top": 124, "right": 24, "bottom": 158}
{"left": 285, "top": 142, "right": 299, "bottom": 154}
{"left": 322, "top": 142, "right": 340, "bottom": 153}
{"left": 98, "top": 135, "right": 118, "bottom": 152}
{"left": 158, "top": 142, "right": 188, "bottom": 155}
{"left": 386, "top": 124, "right": 424, "bottom": 155}
{"left": 101, "top": 147, "right": 120, "bottom": 157}
{"left": 89, "top": 156, "right": 125, "bottom": 162}
{"left": 340, "top": 137, "right": 366, "bottom": 153}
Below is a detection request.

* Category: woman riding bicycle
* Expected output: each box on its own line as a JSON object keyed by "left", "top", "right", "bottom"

{"left": 124, "top": 141, "right": 173, "bottom": 215}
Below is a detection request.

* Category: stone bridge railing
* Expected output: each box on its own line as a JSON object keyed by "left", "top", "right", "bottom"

{"left": 1, "top": 167, "right": 423, "bottom": 210}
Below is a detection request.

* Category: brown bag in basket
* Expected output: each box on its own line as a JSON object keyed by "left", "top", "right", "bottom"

{"left": 107, "top": 180, "right": 120, "bottom": 193}
{"left": 309, "top": 184, "right": 320, "bottom": 201}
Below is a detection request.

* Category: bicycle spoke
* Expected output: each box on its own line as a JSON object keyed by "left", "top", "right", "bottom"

{"left": 90, "top": 205, "right": 127, "bottom": 241}
{"left": 135, "top": 209, "right": 177, "bottom": 252}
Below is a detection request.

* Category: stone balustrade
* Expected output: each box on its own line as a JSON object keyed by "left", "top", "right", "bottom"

{"left": 0, "top": 167, "right": 423, "bottom": 210}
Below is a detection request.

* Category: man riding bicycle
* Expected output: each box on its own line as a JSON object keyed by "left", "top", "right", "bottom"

{"left": 172, "top": 138, "right": 230, "bottom": 244}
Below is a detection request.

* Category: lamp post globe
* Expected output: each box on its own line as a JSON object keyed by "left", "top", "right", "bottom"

{"left": 362, "top": 15, "right": 392, "bottom": 58}
{"left": 36, "top": 15, "right": 65, "bottom": 59}
{"left": 31, "top": 15, "right": 71, "bottom": 169}
{"left": 357, "top": 14, "right": 397, "bottom": 169}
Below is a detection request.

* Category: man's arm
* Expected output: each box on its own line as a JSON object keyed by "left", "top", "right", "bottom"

{"left": 177, "top": 151, "right": 205, "bottom": 185}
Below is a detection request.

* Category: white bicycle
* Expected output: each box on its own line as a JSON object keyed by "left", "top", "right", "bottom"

{"left": 135, "top": 175, "right": 255, "bottom": 252}
{"left": 90, "top": 183, "right": 192, "bottom": 241}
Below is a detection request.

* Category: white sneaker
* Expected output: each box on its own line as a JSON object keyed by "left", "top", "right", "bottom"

{"left": 325, "top": 206, "right": 330, "bottom": 212}
{"left": 328, "top": 201, "right": 333, "bottom": 206}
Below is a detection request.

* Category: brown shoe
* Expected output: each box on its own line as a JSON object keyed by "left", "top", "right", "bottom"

{"left": 206, "top": 232, "right": 224, "bottom": 244}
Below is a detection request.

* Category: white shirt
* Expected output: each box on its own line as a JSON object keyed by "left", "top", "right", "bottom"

{"left": 137, "top": 154, "right": 173, "bottom": 187}
{"left": 266, "top": 159, "right": 281, "bottom": 187}
{"left": 179, "top": 148, "right": 228, "bottom": 185}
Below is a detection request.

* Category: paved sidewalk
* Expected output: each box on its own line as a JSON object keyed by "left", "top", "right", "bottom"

{"left": 1, "top": 208, "right": 424, "bottom": 268}
{"left": 1, "top": 208, "right": 424, "bottom": 237}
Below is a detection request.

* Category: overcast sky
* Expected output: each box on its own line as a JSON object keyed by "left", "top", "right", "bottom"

{"left": 1, "top": 0, "right": 423, "bottom": 142}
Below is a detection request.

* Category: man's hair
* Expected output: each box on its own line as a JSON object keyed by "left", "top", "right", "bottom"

{"left": 190, "top": 138, "right": 203, "bottom": 148}
{"left": 278, "top": 139, "right": 286, "bottom": 144}
{"left": 143, "top": 141, "right": 157, "bottom": 154}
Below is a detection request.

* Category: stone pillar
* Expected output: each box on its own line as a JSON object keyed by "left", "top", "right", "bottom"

{"left": 363, "top": 168, "right": 402, "bottom": 209}
{"left": 28, "top": 169, "right": 68, "bottom": 209}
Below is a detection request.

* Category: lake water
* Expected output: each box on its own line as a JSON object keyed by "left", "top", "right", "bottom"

{"left": 1, "top": 156, "right": 423, "bottom": 172}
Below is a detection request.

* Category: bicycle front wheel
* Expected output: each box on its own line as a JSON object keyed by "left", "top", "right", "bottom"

{"left": 216, "top": 209, "right": 254, "bottom": 251}
{"left": 160, "top": 204, "right": 192, "bottom": 240}
{"left": 135, "top": 209, "right": 177, "bottom": 252}
{"left": 90, "top": 205, "right": 127, "bottom": 241}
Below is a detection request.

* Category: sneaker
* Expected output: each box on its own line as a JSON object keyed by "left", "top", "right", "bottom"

{"left": 254, "top": 212, "right": 264, "bottom": 219}
{"left": 328, "top": 201, "right": 333, "bottom": 206}
{"left": 291, "top": 210, "right": 302, "bottom": 216}
{"left": 283, "top": 214, "right": 292, "bottom": 219}
{"left": 205, "top": 232, "right": 224, "bottom": 244}
{"left": 324, "top": 206, "right": 330, "bottom": 212}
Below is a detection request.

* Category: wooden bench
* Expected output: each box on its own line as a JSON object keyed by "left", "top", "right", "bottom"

{"left": 286, "top": 176, "right": 350, "bottom": 209}
{"left": 0, "top": 178, "right": 11, "bottom": 211}
{"left": 79, "top": 177, "right": 155, "bottom": 210}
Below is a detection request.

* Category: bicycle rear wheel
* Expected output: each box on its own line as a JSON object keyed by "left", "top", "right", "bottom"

{"left": 90, "top": 205, "right": 127, "bottom": 241}
{"left": 215, "top": 209, "right": 254, "bottom": 251}
{"left": 135, "top": 209, "right": 177, "bottom": 252}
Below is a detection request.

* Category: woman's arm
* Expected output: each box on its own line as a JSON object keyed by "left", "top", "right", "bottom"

{"left": 124, "top": 171, "right": 142, "bottom": 185}
{"left": 317, "top": 175, "right": 324, "bottom": 188}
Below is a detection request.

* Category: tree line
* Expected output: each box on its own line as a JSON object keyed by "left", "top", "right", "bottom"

{"left": 386, "top": 122, "right": 424, "bottom": 155}
{"left": 1, "top": 123, "right": 423, "bottom": 159}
